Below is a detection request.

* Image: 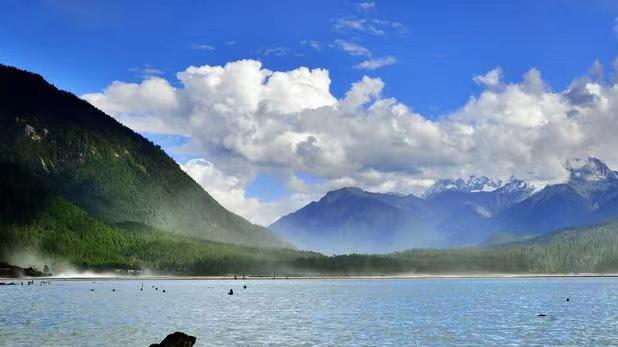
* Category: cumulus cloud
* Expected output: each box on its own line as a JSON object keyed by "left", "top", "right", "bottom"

{"left": 355, "top": 56, "right": 396, "bottom": 70}
{"left": 83, "top": 59, "right": 618, "bottom": 225}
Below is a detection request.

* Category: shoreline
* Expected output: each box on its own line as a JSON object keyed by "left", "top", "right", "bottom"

{"left": 4, "top": 273, "right": 618, "bottom": 281}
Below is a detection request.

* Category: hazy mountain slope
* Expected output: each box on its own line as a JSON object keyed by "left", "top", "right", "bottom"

{"left": 273, "top": 159, "right": 618, "bottom": 253}
{"left": 272, "top": 177, "right": 535, "bottom": 253}
{"left": 270, "top": 187, "right": 432, "bottom": 254}
{"left": 493, "top": 158, "right": 618, "bottom": 235}
{"left": 0, "top": 65, "right": 286, "bottom": 248}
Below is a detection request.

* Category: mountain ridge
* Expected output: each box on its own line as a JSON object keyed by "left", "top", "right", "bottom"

{"left": 272, "top": 157, "right": 618, "bottom": 253}
{"left": 0, "top": 64, "right": 287, "bottom": 249}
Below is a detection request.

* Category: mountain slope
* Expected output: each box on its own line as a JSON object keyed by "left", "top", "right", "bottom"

{"left": 0, "top": 65, "right": 285, "bottom": 248}
{"left": 270, "top": 187, "right": 432, "bottom": 254}
{"left": 272, "top": 160, "right": 618, "bottom": 253}
{"left": 494, "top": 157, "right": 618, "bottom": 235}
{"left": 272, "top": 177, "right": 536, "bottom": 253}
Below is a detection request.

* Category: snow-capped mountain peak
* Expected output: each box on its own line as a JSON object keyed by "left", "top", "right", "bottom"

{"left": 422, "top": 175, "right": 502, "bottom": 198}
{"left": 566, "top": 157, "right": 618, "bottom": 182}
{"left": 496, "top": 177, "right": 535, "bottom": 194}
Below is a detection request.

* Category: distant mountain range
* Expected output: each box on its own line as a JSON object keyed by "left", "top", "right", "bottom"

{"left": 271, "top": 157, "right": 618, "bottom": 254}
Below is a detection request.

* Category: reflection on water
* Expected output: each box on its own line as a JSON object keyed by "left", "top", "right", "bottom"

{"left": 1, "top": 278, "right": 618, "bottom": 346}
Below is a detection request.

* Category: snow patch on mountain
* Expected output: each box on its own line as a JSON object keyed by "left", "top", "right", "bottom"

{"left": 566, "top": 157, "right": 618, "bottom": 182}
{"left": 422, "top": 175, "right": 502, "bottom": 198}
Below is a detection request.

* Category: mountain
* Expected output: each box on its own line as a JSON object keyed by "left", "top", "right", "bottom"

{"left": 271, "top": 178, "right": 535, "bottom": 253}
{"left": 494, "top": 157, "right": 618, "bottom": 234}
{"left": 273, "top": 158, "right": 618, "bottom": 253}
{"left": 422, "top": 175, "right": 502, "bottom": 199}
{"left": 422, "top": 177, "right": 535, "bottom": 244}
{"left": 0, "top": 64, "right": 286, "bottom": 250}
{"left": 270, "top": 187, "right": 432, "bottom": 254}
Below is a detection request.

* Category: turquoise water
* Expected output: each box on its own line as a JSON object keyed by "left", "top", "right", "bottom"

{"left": 1, "top": 278, "right": 618, "bottom": 346}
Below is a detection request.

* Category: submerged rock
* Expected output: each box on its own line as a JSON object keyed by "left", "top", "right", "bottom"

{"left": 149, "top": 332, "right": 196, "bottom": 347}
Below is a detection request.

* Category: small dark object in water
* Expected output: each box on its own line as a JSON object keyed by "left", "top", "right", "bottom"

{"left": 537, "top": 313, "right": 546, "bottom": 317}
{"left": 228, "top": 289, "right": 233, "bottom": 295}
{"left": 140, "top": 288, "right": 143, "bottom": 291}
{"left": 90, "top": 289, "right": 94, "bottom": 292}
{"left": 156, "top": 287, "right": 158, "bottom": 291}
{"left": 234, "top": 275, "right": 237, "bottom": 280}
{"left": 163, "top": 289, "right": 166, "bottom": 293}
{"left": 243, "top": 285, "right": 247, "bottom": 289}
{"left": 149, "top": 331, "right": 196, "bottom": 347}
{"left": 112, "top": 289, "right": 116, "bottom": 292}
{"left": 566, "top": 298, "right": 570, "bottom": 302}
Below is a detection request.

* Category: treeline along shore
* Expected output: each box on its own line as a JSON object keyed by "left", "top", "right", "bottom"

{"left": 3, "top": 197, "right": 618, "bottom": 277}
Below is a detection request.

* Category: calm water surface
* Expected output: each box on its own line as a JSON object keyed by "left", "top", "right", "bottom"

{"left": 1, "top": 278, "right": 618, "bottom": 346}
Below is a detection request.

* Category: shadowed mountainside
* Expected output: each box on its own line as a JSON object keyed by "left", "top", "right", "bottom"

{"left": 0, "top": 64, "right": 286, "bottom": 249}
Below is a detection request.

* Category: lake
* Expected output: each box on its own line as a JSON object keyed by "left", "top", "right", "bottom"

{"left": 1, "top": 277, "right": 618, "bottom": 346}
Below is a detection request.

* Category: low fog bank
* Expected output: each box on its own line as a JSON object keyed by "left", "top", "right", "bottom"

{"left": 2, "top": 250, "right": 160, "bottom": 278}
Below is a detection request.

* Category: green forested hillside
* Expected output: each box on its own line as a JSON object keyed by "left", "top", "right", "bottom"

{"left": 4, "top": 195, "right": 618, "bottom": 276}
{"left": 0, "top": 65, "right": 285, "bottom": 248}
{"left": 0, "top": 197, "right": 319, "bottom": 275}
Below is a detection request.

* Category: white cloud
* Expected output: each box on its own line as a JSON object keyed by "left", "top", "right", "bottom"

{"left": 128, "top": 65, "right": 164, "bottom": 78}
{"left": 333, "top": 17, "right": 407, "bottom": 35}
{"left": 355, "top": 56, "right": 396, "bottom": 70}
{"left": 333, "top": 39, "right": 372, "bottom": 57}
{"left": 300, "top": 40, "right": 321, "bottom": 51}
{"left": 83, "top": 59, "right": 618, "bottom": 225}
{"left": 192, "top": 43, "right": 215, "bottom": 50}
{"left": 259, "top": 47, "right": 290, "bottom": 56}
{"left": 473, "top": 67, "right": 503, "bottom": 87}
{"left": 357, "top": 2, "right": 375, "bottom": 12}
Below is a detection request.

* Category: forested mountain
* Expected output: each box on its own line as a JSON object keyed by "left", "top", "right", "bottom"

{"left": 0, "top": 64, "right": 286, "bottom": 253}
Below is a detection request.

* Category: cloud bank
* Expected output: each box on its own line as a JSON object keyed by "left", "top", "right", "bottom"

{"left": 83, "top": 59, "right": 618, "bottom": 225}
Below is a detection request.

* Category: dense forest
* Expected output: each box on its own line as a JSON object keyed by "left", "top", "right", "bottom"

{"left": 3, "top": 196, "right": 618, "bottom": 276}
{"left": 0, "top": 64, "right": 285, "bottom": 248}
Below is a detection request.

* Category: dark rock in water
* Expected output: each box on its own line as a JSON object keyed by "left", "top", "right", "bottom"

{"left": 149, "top": 332, "right": 196, "bottom": 347}
{"left": 536, "top": 313, "right": 547, "bottom": 317}
{"left": 0, "top": 262, "right": 51, "bottom": 278}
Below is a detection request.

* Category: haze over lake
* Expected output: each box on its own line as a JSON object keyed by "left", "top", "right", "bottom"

{"left": 2, "top": 278, "right": 618, "bottom": 346}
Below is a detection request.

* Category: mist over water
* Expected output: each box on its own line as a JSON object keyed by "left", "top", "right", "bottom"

{"left": 1, "top": 278, "right": 618, "bottom": 346}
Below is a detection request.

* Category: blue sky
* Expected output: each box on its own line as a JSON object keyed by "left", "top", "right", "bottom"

{"left": 4, "top": 0, "right": 618, "bottom": 116}
{"left": 4, "top": 1, "right": 618, "bottom": 224}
